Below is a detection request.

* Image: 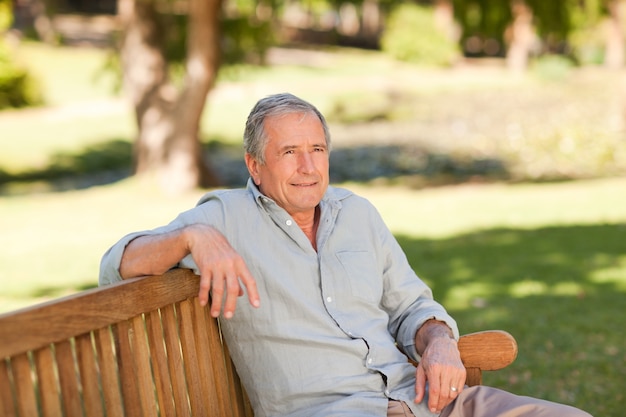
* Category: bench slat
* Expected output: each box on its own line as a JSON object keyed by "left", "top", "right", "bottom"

{"left": 179, "top": 298, "right": 209, "bottom": 416}
{"left": 0, "top": 359, "right": 16, "bottom": 417}
{"left": 146, "top": 310, "right": 177, "bottom": 417}
{"left": 115, "top": 320, "right": 143, "bottom": 417}
{"left": 56, "top": 339, "right": 83, "bottom": 416}
{"left": 191, "top": 300, "right": 224, "bottom": 415}
{"left": 12, "top": 353, "right": 38, "bottom": 417}
{"left": 161, "top": 303, "right": 191, "bottom": 416}
{"left": 131, "top": 314, "right": 159, "bottom": 416}
{"left": 94, "top": 327, "right": 123, "bottom": 417}
{"left": 33, "top": 345, "right": 62, "bottom": 417}
{"left": 76, "top": 333, "right": 104, "bottom": 417}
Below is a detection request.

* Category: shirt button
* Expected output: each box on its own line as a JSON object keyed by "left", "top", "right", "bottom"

{"left": 367, "top": 358, "right": 373, "bottom": 364}
{"left": 286, "top": 220, "right": 293, "bottom": 226}
{"left": 384, "top": 390, "right": 390, "bottom": 396}
{"left": 326, "top": 296, "right": 333, "bottom": 303}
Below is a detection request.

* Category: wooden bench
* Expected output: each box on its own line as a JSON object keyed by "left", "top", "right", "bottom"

{"left": 0, "top": 268, "right": 518, "bottom": 416}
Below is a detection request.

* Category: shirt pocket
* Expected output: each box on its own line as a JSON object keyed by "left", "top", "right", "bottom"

{"left": 336, "top": 250, "right": 383, "bottom": 303}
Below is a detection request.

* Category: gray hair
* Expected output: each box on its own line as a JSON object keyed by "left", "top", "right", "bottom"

{"left": 243, "top": 93, "right": 331, "bottom": 164}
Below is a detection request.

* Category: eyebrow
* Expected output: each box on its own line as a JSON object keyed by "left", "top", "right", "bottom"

{"left": 278, "top": 143, "right": 327, "bottom": 152}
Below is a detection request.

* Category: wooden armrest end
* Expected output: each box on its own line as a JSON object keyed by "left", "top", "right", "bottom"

{"left": 458, "top": 330, "right": 518, "bottom": 371}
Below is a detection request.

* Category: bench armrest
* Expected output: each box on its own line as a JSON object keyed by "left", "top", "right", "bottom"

{"left": 459, "top": 330, "right": 518, "bottom": 386}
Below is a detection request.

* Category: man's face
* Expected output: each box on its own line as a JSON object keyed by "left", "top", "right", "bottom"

{"left": 245, "top": 111, "right": 329, "bottom": 219}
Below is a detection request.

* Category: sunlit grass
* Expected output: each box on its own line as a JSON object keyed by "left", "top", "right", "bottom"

{"left": 1, "top": 176, "right": 623, "bottom": 311}
{"left": 13, "top": 41, "right": 119, "bottom": 106}
{"left": 349, "top": 177, "right": 626, "bottom": 238}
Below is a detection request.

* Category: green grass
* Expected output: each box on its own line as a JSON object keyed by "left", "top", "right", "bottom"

{"left": 13, "top": 41, "right": 119, "bottom": 106}
{"left": 353, "top": 178, "right": 626, "bottom": 414}
{"left": 0, "top": 177, "right": 624, "bottom": 416}
{"left": 1, "top": 42, "right": 625, "bottom": 416}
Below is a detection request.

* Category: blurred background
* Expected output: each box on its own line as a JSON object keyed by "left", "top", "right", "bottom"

{"left": 1, "top": 0, "right": 625, "bottom": 415}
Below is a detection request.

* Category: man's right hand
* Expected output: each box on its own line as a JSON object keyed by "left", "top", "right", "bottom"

{"left": 120, "top": 224, "right": 260, "bottom": 319}
{"left": 184, "top": 224, "right": 260, "bottom": 318}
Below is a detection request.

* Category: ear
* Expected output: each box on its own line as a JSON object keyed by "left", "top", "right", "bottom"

{"left": 245, "top": 153, "right": 261, "bottom": 185}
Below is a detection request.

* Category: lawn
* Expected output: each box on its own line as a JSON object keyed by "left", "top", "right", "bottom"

{"left": 1, "top": 42, "right": 625, "bottom": 416}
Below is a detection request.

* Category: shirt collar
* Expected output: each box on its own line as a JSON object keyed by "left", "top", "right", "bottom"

{"left": 246, "top": 177, "right": 352, "bottom": 212}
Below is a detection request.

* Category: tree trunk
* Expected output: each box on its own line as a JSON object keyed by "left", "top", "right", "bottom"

{"left": 604, "top": 0, "right": 626, "bottom": 69}
{"left": 361, "top": 0, "right": 381, "bottom": 39}
{"left": 433, "top": 0, "right": 460, "bottom": 43}
{"left": 505, "top": 0, "right": 535, "bottom": 73}
{"left": 118, "top": 0, "right": 222, "bottom": 194}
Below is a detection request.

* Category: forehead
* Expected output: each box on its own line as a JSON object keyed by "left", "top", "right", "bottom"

{"left": 264, "top": 111, "right": 318, "bottom": 128}
{"left": 263, "top": 112, "right": 325, "bottom": 143}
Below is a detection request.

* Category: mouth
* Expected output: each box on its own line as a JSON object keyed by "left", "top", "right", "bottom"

{"left": 292, "top": 181, "right": 317, "bottom": 187}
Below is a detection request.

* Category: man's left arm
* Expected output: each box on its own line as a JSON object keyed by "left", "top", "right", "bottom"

{"left": 414, "top": 319, "right": 466, "bottom": 414}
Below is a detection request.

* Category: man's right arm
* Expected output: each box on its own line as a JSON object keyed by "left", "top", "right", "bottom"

{"left": 118, "top": 224, "right": 260, "bottom": 319}
{"left": 119, "top": 228, "right": 191, "bottom": 279}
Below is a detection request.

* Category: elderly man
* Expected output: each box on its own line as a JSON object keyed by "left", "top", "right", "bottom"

{"left": 100, "top": 93, "right": 592, "bottom": 417}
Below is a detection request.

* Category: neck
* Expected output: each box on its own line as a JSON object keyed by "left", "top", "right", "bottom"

{"left": 294, "top": 206, "right": 321, "bottom": 250}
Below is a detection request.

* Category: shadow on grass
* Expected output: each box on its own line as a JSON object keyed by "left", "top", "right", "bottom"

{"left": 31, "top": 281, "right": 99, "bottom": 299}
{"left": 0, "top": 139, "right": 133, "bottom": 194}
{"left": 398, "top": 223, "right": 625, "bottom": 416}
{"left": 0, "top": 137, "right": 509, "bottom": 195}
{"left": 206, "top": 140, "right": 510, "bottom": 187}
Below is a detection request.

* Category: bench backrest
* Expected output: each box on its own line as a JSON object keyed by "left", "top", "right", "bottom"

{"left": 0, "top": 269, "right": 517, "bottom": 417}
{"left": 0, "top": 269, "right": 251, "bottom": 417}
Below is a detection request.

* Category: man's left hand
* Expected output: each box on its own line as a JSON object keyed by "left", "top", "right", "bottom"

{"left": 414, "top": 325, "right": 466, "bottom": 413}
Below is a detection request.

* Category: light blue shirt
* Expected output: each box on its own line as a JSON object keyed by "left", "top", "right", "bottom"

{"left": 100, "top": 179, "right": 459, "bottom": 417}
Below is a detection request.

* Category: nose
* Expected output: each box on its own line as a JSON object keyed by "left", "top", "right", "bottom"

{"left": 298, "top": 152, "right": 315, "bottom": 174}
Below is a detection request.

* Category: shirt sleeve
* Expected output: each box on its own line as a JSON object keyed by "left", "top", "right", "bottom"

{"left": 99, "top": 230, "right": 152, "bottom": 285}
{"left": 98, "top": 193, "right": 226, "bottom": 286}
{"left": 373, "top": 205, "right": 459, "bottom": 362}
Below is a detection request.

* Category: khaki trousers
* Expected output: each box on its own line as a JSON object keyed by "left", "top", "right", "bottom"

{"left": 387, "top": 386, "right": 593, "bottom": 417}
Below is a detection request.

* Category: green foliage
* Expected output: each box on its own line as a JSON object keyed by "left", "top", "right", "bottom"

{"left": 102, "top": 10, "right": 275, "bottom": 85}
{"left": 0, "top": 0, "right": 12, "bottom": 31}
{"left": 0, "top": 42, "right": 43, "bottom": 109}
{"left": 453, "top": 1, "right": 599, "bottom": 56}
{"left": 453, "top": 0, "right": 512, "bottom": 53}
{"left": 156, "top": 9, "right": 275, "bottom": 66}
{"left": 381, "top": 3, "right": 460, "bottom": 66}
{"left": 221, "top": 17, "right": 275, "bottom": 65}
{"left": 566, "top": 0, "right": 606, "bottom": 65}
{"left": 525, "top": 0, "right": 570, "bottom": 47}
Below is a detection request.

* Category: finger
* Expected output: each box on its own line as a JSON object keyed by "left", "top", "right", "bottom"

{"left": 427, "top": 372, "right": 442, "bottom": 413}
{"left": 209, "top": 273, "right": 225, "bottom": 318}
{"left": 222, "top": 273, "right": 242, "bottom": 319}
{"left": 438, "top": 375, "right": 462, "bottom": 411}
{"left": 451, "top": 377, "right": 464, "bottom": 397}
{"left": 449, "top": 384, "right": 460, "bottom": 398}
{"left": 236, "top": 261, "right": 260, "bottom": 308}
{"left": 198, "top": 272, "right": 212, "bottom": 307}
{"left": 414, "top": 364, "right": 426, "bottom": 403}
{"left": 446, "top": 367, "right": 465, "bottom": 398}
